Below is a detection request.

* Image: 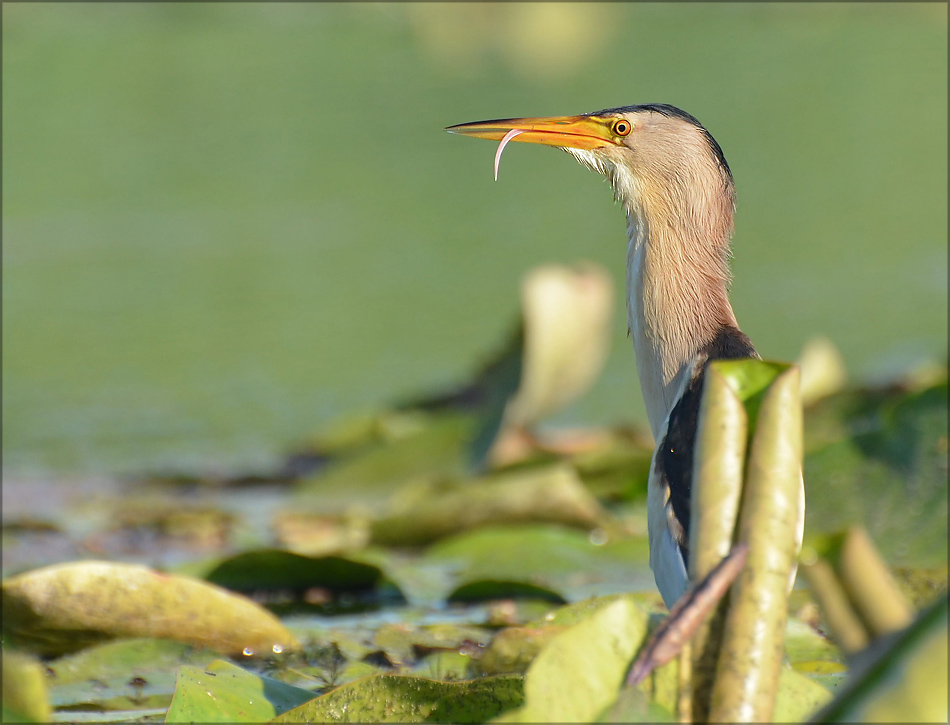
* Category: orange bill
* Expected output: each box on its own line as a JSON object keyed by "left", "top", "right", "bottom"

{"left": 445, "top": 114, "right": 624, "bottom": 150}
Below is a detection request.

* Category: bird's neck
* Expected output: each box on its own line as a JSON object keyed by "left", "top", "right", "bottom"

{"left": 624, "top": 182, "right": 738, "bottom": 438}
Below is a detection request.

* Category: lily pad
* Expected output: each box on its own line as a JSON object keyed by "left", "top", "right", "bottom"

{"left": 526, "top": 592, "right": 660, "bottom": 629}
{"left": 447, "top": 580, "right": 566, "bottom": 605}
{"left": 773, "top": 665, "right": 833, "bottom": 722}
{"left": 203, "top": 550, "right": 385, "bottom": 593}
{"left": 426, "top": 524, "right": 650, "bottom": 602}
{"left": 792, "top": 661, "right": 848, "bottom": 694}
{"left": 411, "top": 651, "right": 472, "bottom": 681}
{"left": 165, "top": 659, "right": 315, "bottom": 723}
{"left": 48, "top": 638, "right": 212, "bottom": 685}
{"left": 373, "top": 622, "right": 490, "bottom": 666}
{"left": 470, "top": 626, "right": 567, "bottom": 676}
{"left": 1, "top": 561, "right": 299, "bottom": 657}
{"left": 49, "top": 675, "right": 173, "bottom": 712}
{"left": 271, "top": 674, "right": 525, "bottom": 723}
{"left": 497, "top": 598, "right": 650, "bottom": 722}
{"left": 783, "top": 618, "right": 845, "bottom": 672}
{"left": 44, "top": 638, "right": 216, "bottom": 713}
{"left": 371, "top": 464, "right": 604, "bottom": 547}
{"left": 596, "top": 686, "right": 675, "bottom": 723}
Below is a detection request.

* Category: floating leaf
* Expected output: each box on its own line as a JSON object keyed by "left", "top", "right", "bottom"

{"left": 471, "top": 626, "right": 566, "bottom": 676}
{"left": 525, "top": 592, "right": 653, "bottom": 629}
{"left": 373, "top": 622, "right": 490, "bottom": 667}
{"left": 372, "top": 465, "right": 603, "bottom": 547}
{"left": 783, "top": 619, "right": 845, "bottom": 670}
{"left": 792, "top": 661, "right": 848, "bottom": 694}
{"left": 1, "top": 561, "right": 299, "bottom": 657}
{"left": 165, "top": 659, "right": 315, "bottom": 723}
{"left": 49, "top": 674, "right": 173, "bottom": 712}
{"left": 497, "top": 598, "right": 650, "bottom": 722}
{"left": 447, "top": 580, "right": 566, "bottom": 605}
{"left": 596, "top": 685, "right": 675, "bottom": 723}
{"left": 773, "top": 665, "right": 833, "bottom": 722}
{"left": 294, "top": 414, "right": 476, "bottom": 513}
{"left": 411, "top": 650, "right": 472, "bottom": 681}
{"left": 44, "top": 638, "right": 215, "bottom": 713}
{"left": 2, "top": 649, "right": 51, "bottom": 723}
{"left": 426, "top": 524, "right": 647, "bottom": 602}
{"left": 49, "top": 638, "right": 215, "bottom": 685}
{"left": 203, "top": 550, "right": 385, "bottom": 594}
{"left": 271, "top": 674, "right": 524, "bottom": 723}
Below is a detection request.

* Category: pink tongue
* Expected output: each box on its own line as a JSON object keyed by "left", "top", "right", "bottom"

{"left": 494, "top": 129, "right": 525, "bottom": 181}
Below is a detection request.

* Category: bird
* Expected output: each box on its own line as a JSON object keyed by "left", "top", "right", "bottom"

{"left": 446, "top": 104, "right": 804, "bottom": 607}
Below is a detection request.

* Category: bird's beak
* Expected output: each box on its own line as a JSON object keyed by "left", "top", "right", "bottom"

{"left": 445, "top": 115, "right": 621, "bottom": 150}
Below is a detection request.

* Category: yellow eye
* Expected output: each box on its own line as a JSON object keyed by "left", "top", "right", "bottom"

{"left": 613, "top": 119, "right": 631, "bottom": 136}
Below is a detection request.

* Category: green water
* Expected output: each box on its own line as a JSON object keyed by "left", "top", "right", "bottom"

{"left": 3, "top": 3, "right": 946, "bottom": 475}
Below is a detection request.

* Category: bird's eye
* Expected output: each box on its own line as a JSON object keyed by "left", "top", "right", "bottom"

{"left": 613, "top": 119, "right": 631, "bottom": 136}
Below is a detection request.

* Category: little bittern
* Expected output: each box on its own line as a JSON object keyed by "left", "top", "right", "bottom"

{"left": 447, "top": 105, "right": 804, "bottom": 607}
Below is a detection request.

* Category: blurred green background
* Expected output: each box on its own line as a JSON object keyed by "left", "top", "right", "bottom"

{"left": 3, "top": 3, "right": 946, "bottom": 475}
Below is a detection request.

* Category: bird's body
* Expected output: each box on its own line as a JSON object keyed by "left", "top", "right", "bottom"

{"left": 448, "top": 105, "right": 804, "bottom": 607}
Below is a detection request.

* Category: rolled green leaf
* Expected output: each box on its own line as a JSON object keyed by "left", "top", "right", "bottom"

{"left": 688, "top": 364, "right": 748, "bottom": 720}
{"left": 689, "top": 366, "right": 748, "bottom": 578}
{"left": 801, "top": 557, "right": 871, "bottom": 655}
{"left": 837, "top": 527, "right": 913, "bottom": 638}
{"left": 709, "top": 365, "right": 803, "bottom": 723}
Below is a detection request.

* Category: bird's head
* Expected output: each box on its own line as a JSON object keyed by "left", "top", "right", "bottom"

{"left": 447, "top": 105, "right": 734, "bottom": 221}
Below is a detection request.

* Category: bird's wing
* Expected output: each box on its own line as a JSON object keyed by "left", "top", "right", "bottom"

{"left": 647, "top": 450, "right": 690, "bottom": 608}
{"left": 647, "top": 360, "right": 699, "bottom": 608}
